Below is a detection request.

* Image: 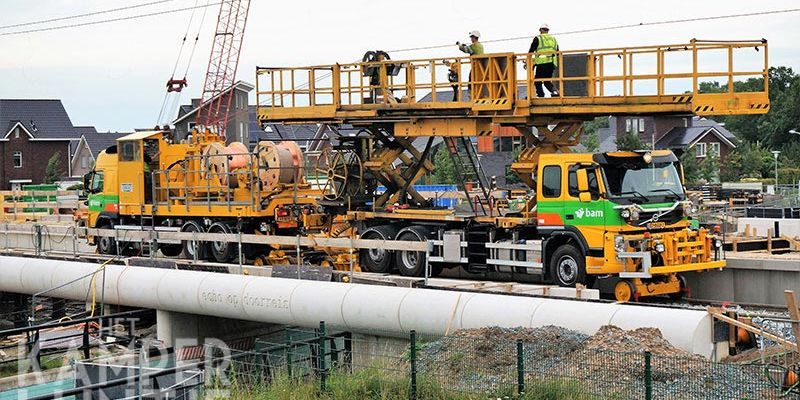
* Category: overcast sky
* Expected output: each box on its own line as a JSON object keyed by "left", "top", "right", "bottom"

{"left": 1, "top": 0, "right": 798, "bottom": 132}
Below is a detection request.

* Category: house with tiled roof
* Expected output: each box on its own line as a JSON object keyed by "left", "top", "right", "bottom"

{"left": 0, "top": 99, "right": 83, "bottom": 190}
{"left": 172, "top": 81, "right": 254, "bottom": 145}
{"left": 69, "top": 128, "right": 130, "bottom": 178}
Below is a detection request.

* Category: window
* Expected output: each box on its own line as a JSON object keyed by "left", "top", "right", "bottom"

{"left": 81, "top": 156, "right": 89, "bottom": 169}
{"left": 626, "top": 118, "right": 645, "bottom": 133}
{"left": 709, "top": 142, "right": 720, "bottom": 156}
{"left": 119, "top": 141, "right": 141, "bottom": 161}
{"left": 91, "top": 171, "right": 104, "bottom": 193}
{"left": 14, "top": 128, "right": 19, "bottom": 139}
{"left": 541, "top": 165, "right": 562, "bottom": 198}
{"left": 188, "top": 122, "right": 197, "bottom": 132}
{"left": 13, "top": 151, "right": 22, "bottom": 168}
{"left": 695, "top": 142, "right": 707, "bottom": 158}
{"left": 239, "top": 122, "right": 245, "bottom": 143}
{"left": 568, "top": 166, "right": 600, "bottom": 200}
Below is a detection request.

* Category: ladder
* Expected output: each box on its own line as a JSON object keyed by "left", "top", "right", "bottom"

{"left": 444, "top": 137, "right": 490, "bottom": 214}
{"left": 140, "top": 204, "right": 155, "bottom": 258}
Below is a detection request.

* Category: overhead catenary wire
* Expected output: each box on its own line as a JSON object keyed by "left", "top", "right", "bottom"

{"left": 257, "top": 7, "right": 800, "bottom": 106}
{"left": 0, "top": 2, "right": 221, "bottom": 37}
{"left": 0, "top": 0, "right": 179, "bottom": 30}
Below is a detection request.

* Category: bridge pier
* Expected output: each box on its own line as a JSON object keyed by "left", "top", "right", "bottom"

{"left": 156, "top": 310, "right": 279, "bottom": 348}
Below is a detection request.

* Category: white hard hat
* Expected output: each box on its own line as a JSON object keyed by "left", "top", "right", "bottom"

{"left": 469, "top": 30, "right": 481, "bottom": 38}
{"left": 540, "top": 23, "right": 550, "bottom": 30}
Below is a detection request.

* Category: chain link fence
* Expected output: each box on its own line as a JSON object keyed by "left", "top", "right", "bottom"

{"left": 202, "top": 322, "right": 799, "bottom": 400}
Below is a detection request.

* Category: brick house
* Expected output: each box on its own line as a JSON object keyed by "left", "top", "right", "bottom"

{"left": 608, "top": 115, "right": 737, "bottom": 161}
{"left": 0, "top": 100, "right": 82, "bottom": 190}
{"left": 172, "top": 81, "right": 254, "bottom": 145}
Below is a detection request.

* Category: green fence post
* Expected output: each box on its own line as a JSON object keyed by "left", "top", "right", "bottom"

{"left": 644, "top": 351, "right": 652, "bottom": 400}
{"left": 410, "top": 330, "right": 417, "bottom": 400}
{"left": 517, "top": 339, "right": 525, "bottom": 395}
{"left": 318, "top": 321, "right": 327, "bottom": 393}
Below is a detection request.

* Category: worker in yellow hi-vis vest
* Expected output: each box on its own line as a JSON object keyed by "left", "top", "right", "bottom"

{"left": 528, "top": 23, "right": 560, "bottom": 97}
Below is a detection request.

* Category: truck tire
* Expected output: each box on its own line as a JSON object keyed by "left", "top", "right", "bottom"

{"left": 180, "top": 220, "right": 207, "bottom": 260}
{"left": 395, "top": 226, "right": 429, "bottom": 277}
{"left": 208, "top": 222, "right": 237, "bottom": 263}
{"left": 96, "top": 222, "right": 117, "bottom": 255}
{"left": 359, "top": 226, "right": 398, "bottom": 273}
{"left": 550, "top": 244, "right": 592, "bottom": 288}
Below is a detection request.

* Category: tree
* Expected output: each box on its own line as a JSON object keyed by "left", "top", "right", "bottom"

{"left": 505, "top": 146, "right": 522, "bottom": 184}
{"left": 615, "top": 131, "right": 647, "bottom": 151}
{"left": 430, "top": 147, "right": 458, "bottom": 184}
{"left": 701, "top": 66, "right": 800, "bottom": 147}
{"left": 581, "top": 117, "right": 608, "bottom": 152}
{"left": 44, "top": 151, "right": 63, "bottom": 184}
{"left": 679, "top": 150, "right": 701, "bottom": 185}
{"left": 698, "top": 151, "right": 720, "bottom": 183}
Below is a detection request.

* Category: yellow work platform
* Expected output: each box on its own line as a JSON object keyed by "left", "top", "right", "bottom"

{"left": 256, "top": 39, "right": 769, "bottom": 131}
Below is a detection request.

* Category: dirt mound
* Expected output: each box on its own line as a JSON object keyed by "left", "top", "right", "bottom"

{"left": 580, "top": 325, "right": 697, "bottom": 358}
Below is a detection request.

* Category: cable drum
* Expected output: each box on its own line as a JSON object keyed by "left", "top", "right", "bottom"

{"left": 256, "top": 141, "right": 299, "bottom": 191}
{"left": 201, "top": 142, "right": 229, "bottom": 186}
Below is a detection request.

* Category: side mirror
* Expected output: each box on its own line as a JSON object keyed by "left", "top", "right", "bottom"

{"left": 83, "top": 172, "right": 93, "bottom": 193}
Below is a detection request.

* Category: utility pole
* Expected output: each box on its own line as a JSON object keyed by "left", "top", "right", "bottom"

{"left": 771, "top": 150, "right": 781, "bottom": 189}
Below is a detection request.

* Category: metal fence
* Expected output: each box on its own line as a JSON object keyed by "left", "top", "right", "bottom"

{"left": 205, "top": 322, "right": 798, "bottom": 400}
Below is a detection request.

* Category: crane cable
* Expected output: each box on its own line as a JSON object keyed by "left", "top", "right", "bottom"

{"left": 257, "top": 7, "right": 800, "bottom": 106}
{"left": 157, "top": 0, "right": 211, "bottom": 125}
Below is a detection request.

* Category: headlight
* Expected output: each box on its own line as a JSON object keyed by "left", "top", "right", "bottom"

{"left": 654, "top": 242, "right": 666, "bottom": 253}
{"left": 620, "top": 209, "right": 631, "bottom": 219}
{"left": 614, "top": 235, "right": 626, "bottom": 253}
{"left": 684, "top": 203, "right": 698, "bottom": 217}
{"left": 630, "top": 210, "right": 640, "bottom": 221}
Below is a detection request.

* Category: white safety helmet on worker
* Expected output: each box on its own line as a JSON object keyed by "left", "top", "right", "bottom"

{"left": 469, "top": 30, "right": 481, "bottom": 39}
{"left": 539, "top": 23, "right": 550, "bottom": 31}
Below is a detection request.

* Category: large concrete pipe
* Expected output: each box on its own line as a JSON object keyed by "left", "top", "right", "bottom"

{"left": 0, "top": 256, "right": 714, "bottom": 357}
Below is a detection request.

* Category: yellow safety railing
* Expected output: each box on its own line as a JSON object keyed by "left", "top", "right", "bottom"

{"left": 256, "top": 39, "right": 769, "bottom": 120}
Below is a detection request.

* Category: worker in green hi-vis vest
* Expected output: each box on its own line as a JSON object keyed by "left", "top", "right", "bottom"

{"left": 456, "top": 30, "right": 484, "bottom": 100}
{"left": 528, "top": 23, "right": 560, "bottom": 98}
{"left": 457, "top": 30, "right": 484, "bottom": 56}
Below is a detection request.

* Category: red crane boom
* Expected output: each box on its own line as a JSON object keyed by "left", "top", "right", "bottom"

{"left": 195, "top": 0, "right": 251, "bottom": 138}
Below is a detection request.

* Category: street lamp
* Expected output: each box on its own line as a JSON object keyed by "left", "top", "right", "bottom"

{"left": 772, "top": 150, "right": 781, "bottom": 187}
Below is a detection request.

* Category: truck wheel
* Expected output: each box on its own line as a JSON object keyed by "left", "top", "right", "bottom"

{"left": 208, "top": 222, "right": 236, "bottom": 263}
{"left": 181, "top": 220, "right": 207, "bottom": 260}
{"left": 96, "top": 222, "right": 117, "bottom": 255}
{"left": 395, "top": 226, "right": 428, "bottom": 277}
{"left": 668, "top": 274, "right": 688, "bottom": 301}
{"left": 614, "top": 280, "right": 636, "bottom": 302}
{"left": 550, "top": 244, "right": 589, "bottom": 287}
{"left": 159, "top": 243, "right": 183, "bottom": 258}
{"left": 359, "top": 226, "right": 398, "bottom": 273}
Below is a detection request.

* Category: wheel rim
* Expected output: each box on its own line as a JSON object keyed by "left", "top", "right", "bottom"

{"left": 615, "top": 281, "right": 633, "bottom": 302}
{"left": 557, "top": 256, "right": 577, "bottom": 284}
{"left": 401, "top": 250, "right": 418, "bottom": 269}
{"left": 367, "top": 248, "right": 386, "bottom": 264}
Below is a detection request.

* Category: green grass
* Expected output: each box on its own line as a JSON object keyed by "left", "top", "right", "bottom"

{"left": 219, "top": 367, "right": 607, "bottom": 400}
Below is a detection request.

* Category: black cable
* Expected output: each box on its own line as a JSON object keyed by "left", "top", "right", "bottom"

{"left": 0, "top": 2, "right": 221, "bottom": 37}
{"left": 0, "top": 0, "right": 180, "bottom": 30}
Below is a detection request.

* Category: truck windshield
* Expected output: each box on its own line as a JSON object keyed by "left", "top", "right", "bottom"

{"left": 601, "top": 162, "right": 684, "bottom": 203}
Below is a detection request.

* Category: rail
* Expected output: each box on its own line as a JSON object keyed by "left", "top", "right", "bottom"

{"left": 256, "top": 39, "right": 769, "bottom": 122}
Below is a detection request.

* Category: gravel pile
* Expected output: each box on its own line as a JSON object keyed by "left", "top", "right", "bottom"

{"left": 417, "top": 325, "right": 784, "bottom": 399}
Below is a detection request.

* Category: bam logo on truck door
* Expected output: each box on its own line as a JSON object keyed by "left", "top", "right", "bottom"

{"left": 574, "top": 208, "right": 603, "bottom": 219}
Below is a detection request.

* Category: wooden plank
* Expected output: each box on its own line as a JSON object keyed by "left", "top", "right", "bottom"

{"left": 768, "top": 228, "right": 773, "bottom": 254}
{"left": 784, "top": 290, "right": 800, "bottom": 354}
{"left": 709, "top": 309, "right": 797, "bottom": 351}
